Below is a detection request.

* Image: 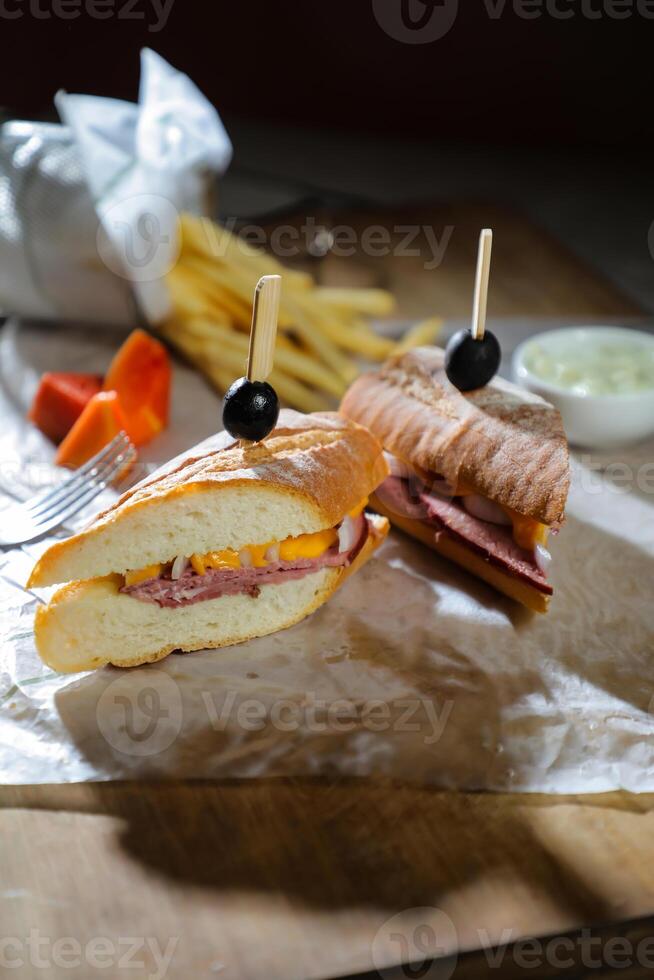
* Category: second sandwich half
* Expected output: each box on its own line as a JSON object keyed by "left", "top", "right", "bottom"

{"left": 341, "top": 347, "right": 570, "bottom": 612}
{"left": 28, "top": 411, "right": 390, "bottom": 672}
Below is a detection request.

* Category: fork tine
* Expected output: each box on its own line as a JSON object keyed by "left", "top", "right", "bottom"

{"left": 27, "top": 431, "right": 131, "bottom": 515}
{"left": 27, "top": 433, "right": 131, "bottom": 518}
{"left": 30, "top": 446, "right": 137, "bottom": 539}
{"left": 30, "top": 442, "right": 135, "bottom": 526}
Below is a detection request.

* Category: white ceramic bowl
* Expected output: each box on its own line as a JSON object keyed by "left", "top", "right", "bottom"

{"left": 512, "top": 326, "right": 654, "bottom": 449}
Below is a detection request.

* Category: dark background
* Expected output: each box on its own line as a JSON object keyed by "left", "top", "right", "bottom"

{"left": 1, "top": 0, "right": 650, "bottom": 148}
{"left": 2, "top": 0, "right": 652, "bottom": 312}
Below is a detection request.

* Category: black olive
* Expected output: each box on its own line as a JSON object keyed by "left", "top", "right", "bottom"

{"left": 222, "top": 377, "right": 280, "bottom": 442}
{"left": 444, "top": 329, "right": 501, "bottom": 392}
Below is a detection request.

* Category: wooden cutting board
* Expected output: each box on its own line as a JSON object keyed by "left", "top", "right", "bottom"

{"left": 1, "top": 203, "right": 652, "bottom": 980}
{"left": 2, "top": 783, "right": 654, "bottom": 979}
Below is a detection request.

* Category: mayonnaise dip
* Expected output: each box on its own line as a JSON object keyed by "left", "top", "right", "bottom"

{"left": 522, "top": 331, "right": 654, "bottom": 396}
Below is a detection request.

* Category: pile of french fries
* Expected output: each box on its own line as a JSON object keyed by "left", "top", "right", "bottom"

{"left": 159, "top": 213, "right": 442, "bottom": 412}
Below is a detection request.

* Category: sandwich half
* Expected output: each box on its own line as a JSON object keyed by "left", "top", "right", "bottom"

{"left": 29, "top": 410, "right": 389, "bottom": 672}
{"left": 341, "top": 347, "right": 570, "bottom": 612}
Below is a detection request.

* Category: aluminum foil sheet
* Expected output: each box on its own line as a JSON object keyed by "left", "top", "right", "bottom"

{"left": 1, "top": 319, "right": 653, "bottom": 790}
{"left": 0, "top": 49, "right": 232, "bottom": 326}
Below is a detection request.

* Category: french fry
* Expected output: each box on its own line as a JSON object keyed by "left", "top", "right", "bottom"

{"left": 166, "top": 268, "right": 232, "bottom": 325}
{"left": 165, "top": 323, "right": 331, "bottom": 413}
{"left": 267, "top": 368, "right": 333, "bottom": 413}
{"left": 162, "top": 213, "right": 444, "bottom": 414}
{"left": 312, "top": 287, "right": 395, "bottom": 318}
{"left": 392, "top": 317, "right": 444, "bottom": 353}
{"left": 176, "top": 258, "right": 253, "bottom": 328}
{"left": 183, "top": 317, "right": 346, "bottom": 399}
{"left": 283, "top": 285, "right": 394, "bottom": 356}
{"left": 292, "top": 299, "right": 395, "bottom": 360}
{"left": 158, "top": 325, "right": 237, "bottom": 397}
{"left": 162, "top": 320, "right": 244, "bottom": 367}
{"left": 180, "top": 214, "right": 313, "bottom": 292}
{"left": 199, "top": 362, "right": 235, "bottom": 395}
{"left": 185, "top": 253, "right": 356, "bottom": 382}
{"left": 275, "top": 333, "right": 298, "bottom": 351}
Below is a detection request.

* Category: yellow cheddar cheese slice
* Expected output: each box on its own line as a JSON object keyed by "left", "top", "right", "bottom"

{"left": 125, "top": 517, "right": 362, "bottom": 586}
{"left": 504, "top": 509, "right": 549, "bottom": 550}
{"left": 279, "top": 528, "right": 338, "bottom": 562}
{"left": 348, "top": 497, "right": 369, "bottom": 518}
{"left": 124, "top": 563, "right": 164, "bottom": 587}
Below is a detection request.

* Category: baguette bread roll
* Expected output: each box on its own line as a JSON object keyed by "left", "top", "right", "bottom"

{"left": 341, "top": 347, "right": 569, "bottom": 526}
{"left": 35, "top": 514, "right": 388, "bottom": 672}
{"left": 30, "top": 410, "right": 390, "bottom": 671}
{"left": 29, "top": 410, "right": 388, "bottom": 588}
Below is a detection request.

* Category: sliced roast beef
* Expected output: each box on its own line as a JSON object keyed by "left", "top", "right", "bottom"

{"left": 377, "top": 476, "right": 551, "bottom": 594}
{"left": 122, "top": 513, "right": 369, "bottom": 608}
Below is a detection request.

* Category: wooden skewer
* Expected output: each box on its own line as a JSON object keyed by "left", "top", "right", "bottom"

{"left": 471, "top": 229, "right": 492, "bottom": 341}
{"left": 247, "top": 274, "right": 281, "bottom": 382}
{"left": 235, "top": 274, "right": 282, "bottom": 449}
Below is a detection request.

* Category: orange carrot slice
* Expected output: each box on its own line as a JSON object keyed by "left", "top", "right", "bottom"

{"left": 55, "top": 391, "right": 131, "bottom": 470}
{"left": 103, "top": 329, "right": 171, "bottom": 447}
{"left": 29, "top": 372, "right": 103, "bottom": 445}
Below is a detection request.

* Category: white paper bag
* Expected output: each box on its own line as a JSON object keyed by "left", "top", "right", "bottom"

{"left": 0, "top": 49, "right": 232, "bottom": 327}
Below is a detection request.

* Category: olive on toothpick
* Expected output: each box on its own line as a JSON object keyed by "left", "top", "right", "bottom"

{"left": 445, "top": 229, "right": 501, "bottom": 392}
{"left": 223, "top": 377, "right": 279, "bottom": 442}
{"left": 222, "top": 274, "right": 282, "bottom": 443}
{"left": 445, "top": 329, "right": 501, "bottom": 392}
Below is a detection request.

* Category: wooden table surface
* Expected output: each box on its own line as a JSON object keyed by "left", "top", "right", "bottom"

{"left": 2, "top": 203, "right": 653, "bottom": 980}
{"left": 283, "top": 201, "right": 644, "bottom": 319}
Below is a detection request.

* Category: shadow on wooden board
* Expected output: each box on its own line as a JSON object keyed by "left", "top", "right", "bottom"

{"left": 333, "top": 913, "right": 654, "bottom": 980}
{"left": 2, "top": 781, "right": 654, "bottom": 978}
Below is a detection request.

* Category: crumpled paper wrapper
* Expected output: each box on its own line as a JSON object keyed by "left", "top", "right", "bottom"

{"left": 1, "top": 320, "right": 653, "bottom": 791}
{"left": 0, "top": 48, "right": 232, "bottom": 326}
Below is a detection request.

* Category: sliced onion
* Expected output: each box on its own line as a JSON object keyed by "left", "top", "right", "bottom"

{"left": 171, "top": 555, "right": 189, "bottom": 580}
{"left": 534, "top": 543, "right": 552, "bottom": 575}
{"left": 383, "top": 451, "right": 414, "bottom": 479}
{"left": 463, "top": 494, "right": 512, "bottom": 526}
{"left": 338, "top": 515, "right": 357, "bottom": 553}
{"left": 239, "top": 548, "right": 253, "bottom": 567}
{"left": 265, "top": 543, "right": 280, "bottom": 563}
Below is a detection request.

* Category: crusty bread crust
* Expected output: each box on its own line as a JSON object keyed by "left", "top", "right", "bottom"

{"left": 34, "top": 514, "right": 389, "bottom": 672}
{"left": 341, "top": 347, "right": 569, "bottom": 526}
{"left": 370, "top": 494, "right": 549, "bottom": 613}
{"left": 28, "top": 410, "right": 389, "bottom": 588}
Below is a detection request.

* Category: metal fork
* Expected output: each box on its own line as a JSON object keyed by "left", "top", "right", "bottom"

{"left": 0, "top": 432, "right": 136, "bottom": 547}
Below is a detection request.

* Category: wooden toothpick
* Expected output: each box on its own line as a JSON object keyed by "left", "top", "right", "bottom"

{"left": 233, "top": 274, "right": 282, "bottom": 449}
{"left": 471, "top": 229, "right": 492, "bottom": 341}
{"left": 247, "top": 275, "right": 281, "bottom": 382}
